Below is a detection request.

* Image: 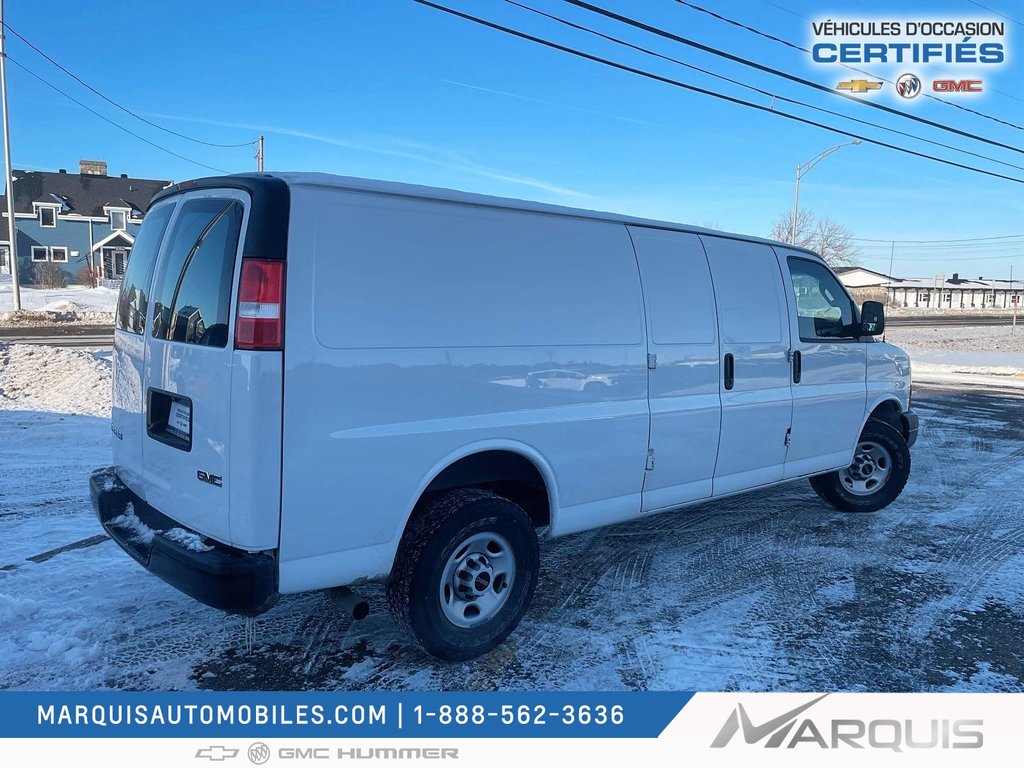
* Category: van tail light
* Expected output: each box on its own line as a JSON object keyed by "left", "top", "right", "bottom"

{"left": 235, "top": 259, "right": 284, "bottom": 350}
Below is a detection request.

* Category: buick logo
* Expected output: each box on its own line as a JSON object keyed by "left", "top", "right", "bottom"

{"left": 247, "top": 742, "right": 270, "bottom": 765}
{"left": 896, "top": 73, "right": 922, "bottom": 99}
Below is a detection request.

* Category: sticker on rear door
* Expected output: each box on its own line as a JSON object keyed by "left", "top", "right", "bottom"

{"left": 167, "top": 400, "right": 191, "bottom": 440}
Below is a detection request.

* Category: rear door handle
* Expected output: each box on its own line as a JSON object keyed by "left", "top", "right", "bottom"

{"left": 723, "top": 353, "right": 735, "bottom": 391}
{"left": 792, "top": 350, "right": 802, "bottom": 384}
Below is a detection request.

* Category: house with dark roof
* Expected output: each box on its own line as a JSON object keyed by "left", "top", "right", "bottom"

{"left": 0, "top": 160, "right": 170, "bottom": 285}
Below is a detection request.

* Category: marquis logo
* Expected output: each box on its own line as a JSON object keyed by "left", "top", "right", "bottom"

{"left": 710, "top": 695, "right": 984, "bottom": 751}
{"left": 711, "top": 694, "right": 829, "bottom": 748}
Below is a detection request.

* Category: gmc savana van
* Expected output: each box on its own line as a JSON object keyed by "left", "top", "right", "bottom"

{"left": 91, "top": 173, "right": 918, "bottom": 661}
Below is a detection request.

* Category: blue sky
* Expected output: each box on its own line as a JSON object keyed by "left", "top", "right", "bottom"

{"left": 4, "top": 0, "right": 1022, "bottom": 278}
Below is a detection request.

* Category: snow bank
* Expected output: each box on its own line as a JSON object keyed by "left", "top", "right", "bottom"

{"left": 0, "top": 343, "right": 111, "bottom": 417}
{"left": 0, "top": 275, "right": 118, "bottom": 325}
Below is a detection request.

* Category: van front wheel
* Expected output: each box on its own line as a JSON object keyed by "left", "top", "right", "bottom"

{"left": 809, "top": 419, "right": 911, "bottom": 513}
{"left": 387, "top": 489, "right": 539, "bottom": 661}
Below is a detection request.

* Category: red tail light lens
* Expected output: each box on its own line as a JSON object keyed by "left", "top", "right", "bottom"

{"left": 235, "top": 259, "right": 284, "bottom": 350}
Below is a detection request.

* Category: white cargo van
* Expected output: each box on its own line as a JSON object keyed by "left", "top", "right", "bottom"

{"left": 92, "top": 174, "right": 918, "bottom": 661}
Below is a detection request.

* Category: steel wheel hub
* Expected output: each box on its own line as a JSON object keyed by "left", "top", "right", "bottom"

{"left": 439, "top": 532, "right": 516, "bottom": 628}
{"left": 840, "top": 440, "right": 892, "bottom": 496}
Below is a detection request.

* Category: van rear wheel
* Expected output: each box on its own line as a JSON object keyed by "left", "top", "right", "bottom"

{"left": 387, "top": 489, "right": 539, "bottom": 661}
{"left": 809, "top": 419, "right": 911, "bottom": 513}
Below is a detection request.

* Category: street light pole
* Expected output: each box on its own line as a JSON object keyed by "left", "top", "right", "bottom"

{"left": 789, "top": 139, "right": 861, "bottom": 245}
{"left": 256, "top": 135, "right": 264, "bottom": 172}
{"left": 0, "top": 0, "right": 21, "bottom": 310}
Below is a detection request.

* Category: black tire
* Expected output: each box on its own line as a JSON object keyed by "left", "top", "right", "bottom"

{"left": 387, "top": 488, "right": 539, "bottom": 661}
{"left": 809, "top": 418, "right": 911, "bottom": 513}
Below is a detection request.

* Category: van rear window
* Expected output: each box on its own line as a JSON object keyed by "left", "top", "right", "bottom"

{"left": 150, "top": 199, "right": 244, "bottom": 348}
{"left": 116, "top": 203, "right": 174, "bottom": 334}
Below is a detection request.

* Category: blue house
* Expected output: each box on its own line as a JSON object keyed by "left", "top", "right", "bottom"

{"left": 0, "top": 160, "right": 170, "bottom": 285}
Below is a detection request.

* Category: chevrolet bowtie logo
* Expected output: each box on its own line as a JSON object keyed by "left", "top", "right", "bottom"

{"left": 195, "top": 746, "right": 240, "bottom": 761}
{"left": 836, "top": 79, "right": 883, "bottom": 93}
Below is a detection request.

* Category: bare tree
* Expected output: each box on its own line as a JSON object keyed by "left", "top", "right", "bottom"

{"left": 769, "top": 210, "right": 860, "bottom": 268}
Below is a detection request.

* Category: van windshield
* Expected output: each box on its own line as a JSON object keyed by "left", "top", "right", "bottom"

{"left": 115, "top": 203, "right": 175, "bottom": 334}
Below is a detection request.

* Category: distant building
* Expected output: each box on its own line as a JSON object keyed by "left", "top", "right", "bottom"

{"left": 0, "top": 160, "right": 170, "bottom": 286}
{"left": 838, "top": 267, "right": 1023, "bottom": 309}
{"left": 834, "top": 266, "right": 893, "bottom": 288}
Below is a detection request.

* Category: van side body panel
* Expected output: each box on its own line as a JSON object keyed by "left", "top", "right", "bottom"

{"left": 111, "top": 330, "right": 148, "bottom": 493}
{"left": 865, "top": 342, "right": 912, "bottom": 417}
{"left": 277, "top": 186, "right": 650, "bottom": 591}
{"left": 228, "top": 351, "right": 283, "bottom": 550}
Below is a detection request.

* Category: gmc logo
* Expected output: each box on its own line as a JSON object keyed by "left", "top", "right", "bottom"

{"left": 933, "top": 79, "right": 982, "bottom": 93}
{"left": 197, "top": 470, "right": 223, "bottom": 487}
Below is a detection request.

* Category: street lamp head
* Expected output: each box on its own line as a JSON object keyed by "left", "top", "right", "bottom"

{"left": 851, "top": 139, "right": 863, "bottom": 145}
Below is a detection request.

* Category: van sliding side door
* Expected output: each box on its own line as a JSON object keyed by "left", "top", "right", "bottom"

{"left": 629, "top": 227, "right": 721, "bottom": 512}
{"left": 701, "top": 236, "right": 794, "bottom": 495}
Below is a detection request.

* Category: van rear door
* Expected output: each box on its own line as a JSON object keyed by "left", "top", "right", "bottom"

{"left": 140, "top": 189, "right": 249, "bottom": 544}
{"left": 112, "top": 202, "right": 177, "bottom": 494}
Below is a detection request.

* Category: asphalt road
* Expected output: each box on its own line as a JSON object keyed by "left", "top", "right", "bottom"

{"left": 887, "top": 314, "right": 1020, "bottom": 328}
{"left": 2, "top": 384, "right": 1023, "bottom": 691}
{"left": 0, "top": 325, "right": 113, "bottom": 350}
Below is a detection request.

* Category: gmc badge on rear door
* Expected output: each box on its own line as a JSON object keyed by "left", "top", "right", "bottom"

{"left": 197, "top": 470, "right": 223, "bottom": 487}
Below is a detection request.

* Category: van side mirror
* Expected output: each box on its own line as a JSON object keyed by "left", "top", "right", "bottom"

{"left": 860, "top": 300, "right": 885, "bottom": 336}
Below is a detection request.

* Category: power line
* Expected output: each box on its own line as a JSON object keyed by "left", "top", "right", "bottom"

{"left": 412, "top": 1, "right": 1024, "bottom": 185}
{"left": 860, "top": 256, "right": 1019, "bottom": 264}
{"left": 2, "top": 22, "right": 256, "bottom": 149}
{"left": 7, "top": 56, "right": 230, "bottom": 174}
{"left": 565, "top": 0, "right": 1024, "bottom": 158}
{"left": 853, "top": 234, "right": 1024, "bottom": 243}
{"left": 966, "top": 0, "right": 1022, "bottom": 26}
{"left": 673, "top": 0, "right": 1024, "bottom": 133}
{"left": 503, "top": 0, "right": 1024, "bottom": 174}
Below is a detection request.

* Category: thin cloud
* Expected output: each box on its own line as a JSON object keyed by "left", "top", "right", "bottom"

{"left": 443, "top": 79, "right": 664, "bottom": 128}
{"left": 149, "top": 113, "right": 585, "bottom": 198}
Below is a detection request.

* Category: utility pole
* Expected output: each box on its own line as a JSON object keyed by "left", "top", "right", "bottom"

{"left": 0, "top": 0, "right": 21, "bottom": 310}
{"left": 1012, "top": 264, "right": 1017, "bottom": 335}
{"left": 256, "top": 135, "right": 264, "bottom": 172}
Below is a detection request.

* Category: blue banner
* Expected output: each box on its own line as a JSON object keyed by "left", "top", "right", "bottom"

{"left": 0, "top": 692, "right": 694, "bottom": 739}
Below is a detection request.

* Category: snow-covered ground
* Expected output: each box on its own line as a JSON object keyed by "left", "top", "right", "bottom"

{"left": 0, "top": 275, "right": 117, "bottom": 325}
{"left": 886, "top": 326, "right": 1024, "bottom": 388}
{"left": 2, "top": 344, "right": 1024, "bottom": 691}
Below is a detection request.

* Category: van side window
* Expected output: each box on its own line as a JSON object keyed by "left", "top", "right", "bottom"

{"left": 116, "top": 203, "right": 175, "bottom": 334}
{"left": 151, "top": 199, "right": 243, "bottom": 347}
{"left": 788, "top": 257, "right": 856, "bottom": 340}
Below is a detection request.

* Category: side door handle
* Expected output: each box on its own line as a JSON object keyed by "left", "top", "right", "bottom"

{"left": 723, "top": 353, "right": 735, "bottom": 391}
{"left": 792, "top": 350, "right": 802, "bottom": 384}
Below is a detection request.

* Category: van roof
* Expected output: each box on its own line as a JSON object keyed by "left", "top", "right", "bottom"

{"left": 163, "top": 172, "right": 821, "bottom": 258}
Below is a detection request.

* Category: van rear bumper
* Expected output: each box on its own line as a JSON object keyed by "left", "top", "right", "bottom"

{"left": 90, "top": 467, "right": 278, "bottom": 615}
